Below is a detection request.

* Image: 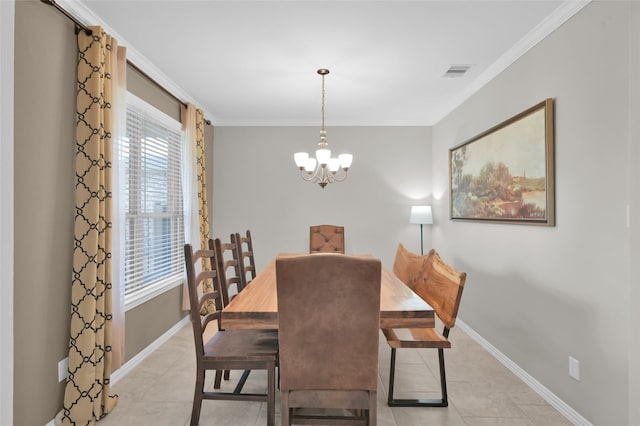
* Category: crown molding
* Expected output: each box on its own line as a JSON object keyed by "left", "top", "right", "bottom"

{"left": 433, "top": 0, "right": 592, "bottom": 125}
{"left": 55, "top": 0, "right": 217, "bottom": 124}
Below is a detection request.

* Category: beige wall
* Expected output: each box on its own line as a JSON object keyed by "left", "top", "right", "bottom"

{"left": 14, "top": 2, "right": 77, "bottom": 424}
{"left": 124, "top": 285, "right": 186, "bottom": 361}
{"left": 211, "top": 126, "right": 432, "bottom": 270}
{"left": 13, "top": 1, "right": 194, "bottom": 423}
{"left": 128, "top": 64, "right": 181, "bottom": 122}
{"left": 432, "top": 2, "right": 633, "bottom": 425}
{"left": 628, "top": 3, "right": 640, "bottom": 424}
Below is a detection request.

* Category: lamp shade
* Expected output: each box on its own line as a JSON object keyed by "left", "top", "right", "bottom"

{"left": 410, "top": 205, "right": 433, "bottom": 225}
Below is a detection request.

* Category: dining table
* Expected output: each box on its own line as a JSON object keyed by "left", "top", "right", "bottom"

{"left": 221, "top": 253, "right": 435, "bottom": 330}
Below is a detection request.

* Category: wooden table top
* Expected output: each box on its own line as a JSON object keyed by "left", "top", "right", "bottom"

{"left": 221, "top": 254, "right": 435, "bottom": 330}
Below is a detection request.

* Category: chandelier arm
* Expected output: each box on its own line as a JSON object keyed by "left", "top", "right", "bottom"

{"left": 331, "top": 170, "right": 349, "bottom": 182}
{"left": 300, "top": 173, "right": 315, "bottom": 182}
{"left": 300, "top": 166, "right": 321, "bottom": 182}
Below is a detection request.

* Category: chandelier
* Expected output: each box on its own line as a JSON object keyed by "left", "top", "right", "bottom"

{"left": 294, "top": 69, "right": 352, "bottom": 189}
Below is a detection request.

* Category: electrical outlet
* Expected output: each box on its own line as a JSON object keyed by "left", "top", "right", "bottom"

{"left": 58, "top": 357, "right": 69, "bottom": 382}
{"left": 569, "top": 356, "right": 580, "bottom": 381}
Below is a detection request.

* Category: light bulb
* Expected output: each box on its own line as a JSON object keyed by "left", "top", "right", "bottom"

{"left": 304, "top": 158, "right": 317, "bottom": 172}
{"left": 294, "top": 152, "right": 309, "bottom": 169}
{"left": 316, "top": 148, "right": 331, "bottom": 165}
{"left": 339, "top": 153, "right": 353, "bottom": 169}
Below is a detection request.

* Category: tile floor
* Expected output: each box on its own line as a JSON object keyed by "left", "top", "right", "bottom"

{"left": 100, "top": 323, "right": 573, "bottom": 426}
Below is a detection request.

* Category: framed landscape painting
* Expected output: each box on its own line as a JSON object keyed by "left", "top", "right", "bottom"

{"left": 449, "top": 98, "right": 555, "bottom": 225}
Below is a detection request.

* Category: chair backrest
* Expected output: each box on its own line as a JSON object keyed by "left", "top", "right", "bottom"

{"left": 392, "top": 243, "right": 431, "bottom": 289}
{"left": 276, "top": 254, "right": 381, "bottom": 391}
{"left": 183, "top": 240, "right": 224, "bottom": 356}
{"left": 234, "top": 230, "right": 256, "bottom": 287}
{"left": 410, "top": 249, "right": 467, "bottom": 330}
{"left": 214, "top": 236, "right": 244, "bottom": 306}
{"left": 309, "top": 224, "right": 345, "bottom": 253}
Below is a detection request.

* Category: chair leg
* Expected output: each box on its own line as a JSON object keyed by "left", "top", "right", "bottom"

{"left": 190, "top": 369, "right": 205, "bottom": 426}
{"left": 281, "top": 391, "right": 290, "bottom": 426}
{"left": 277, "top": 354, "right": 281, "bottom": 390}
{"left": 214, "top": 369, "right": 222, "bottom": 389}
{"left": 387, "top": 347, "right": 448, "bottom": 407}
{"left": 368, "top": 390, "right": 377, "bottom": 426}
{"left": 224, "top": 369, "right": 230, "bottom": 381}
{"left": 267, "top": 362, "right": 276, "bottom": 426}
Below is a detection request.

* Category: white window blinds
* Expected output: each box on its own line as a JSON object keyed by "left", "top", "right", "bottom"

{"left": 119, "top": 94, "right": 185, "bottom": 308}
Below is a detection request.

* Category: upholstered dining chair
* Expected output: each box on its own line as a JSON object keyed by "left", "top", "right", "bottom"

{"left": 183, "top": 240, "right": 278, "bottom": 426}
{"left": 234, "top": 230, "right": 257, "bottom": 287}
{"left": 382, "top": 247, "right": 467, "bottom": 407}
{"left": 309, "top": 224, "right": 345, "bottom": 253}
{"left": 276, "top": 254, "right": 381, "bottom": 425}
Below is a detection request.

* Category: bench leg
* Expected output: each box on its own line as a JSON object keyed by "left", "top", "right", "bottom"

{"left": 387, "top": 347, "right": 448, "bottom": 407}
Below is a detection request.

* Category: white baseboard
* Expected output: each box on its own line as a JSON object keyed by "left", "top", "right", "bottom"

{"left": 456, "top": 319, "right": 593, "bottom": 426}
{"left": 47, "top": 316, "right": 190, "bottom": 426}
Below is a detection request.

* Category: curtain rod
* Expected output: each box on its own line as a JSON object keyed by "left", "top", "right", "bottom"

{"left": 41, "top": 0, "right": 212, "bottom": 126}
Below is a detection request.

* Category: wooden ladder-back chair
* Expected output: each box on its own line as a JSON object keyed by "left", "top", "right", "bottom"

{"left": 214, "top": 236, "right": 245, "bottom": 306}
{"left": 183, "top": 240, "right": 278, "bottom": 426}
{"left": 215, "top": 234, "right": 279, "bottom": 389}
{"left": 234, "top": 230, "right": 257, "bottom": 287}
{"left": 276, "top": 254, "right": 381, "bottom": 425}
{"left": 382, "top": 248, "right": 467, "bottom": 407}
{"left": 309, "top": 224, "right": 345, "bottom": 253}
{"left": 213, "top": 236, "right": 250, "bottom": 386}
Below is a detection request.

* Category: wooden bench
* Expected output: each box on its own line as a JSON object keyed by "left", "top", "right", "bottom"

{"left": 382, "top": 244, "right": 467, "bottom": 407}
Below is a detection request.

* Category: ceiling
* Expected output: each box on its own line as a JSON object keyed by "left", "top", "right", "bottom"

{"left": 75, "top": 0, "right": 584, "bottom": 126}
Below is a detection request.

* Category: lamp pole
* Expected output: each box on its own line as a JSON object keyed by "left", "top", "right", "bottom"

{"left": 410, "top": 205, "right": 433, "bottom": 255}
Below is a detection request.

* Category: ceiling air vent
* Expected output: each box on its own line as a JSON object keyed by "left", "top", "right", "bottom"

{"left": 444, "top": 65, "right": 472, "bottom": 77}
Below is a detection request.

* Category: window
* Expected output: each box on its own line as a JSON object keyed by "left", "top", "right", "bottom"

{"left": 119, "top": 94, "right": 185, "bottom": 309}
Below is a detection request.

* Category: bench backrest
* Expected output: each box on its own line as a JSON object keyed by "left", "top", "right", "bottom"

{"left": 392, "top": 243, "right": 430, "bottom": 289}
{"left": 393, "top": 244, "right": 467, "bottom": 330}
{"left": 414, "top": 250, "right": 466, "bottom": 329}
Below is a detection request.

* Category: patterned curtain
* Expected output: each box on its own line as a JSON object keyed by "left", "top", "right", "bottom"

{"left": 181, "top": 105, "right": 213, "bottom": 312}
{"left": 195, "top": 109, "right": 210, "bottom": 255}
{"left": 59, "top": 26, "right": 122, "bottom": 425}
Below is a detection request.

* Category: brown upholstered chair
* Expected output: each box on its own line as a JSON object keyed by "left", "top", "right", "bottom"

{"left": 382, "top": 248, "right": 467, "bottom": 407}
{"left": 276, "top": 254, "right": 381, "bottom": 425}
{"left": 309, "top": 224, "right": 345, "bottom": 253}
{"left": 234, "top": 230, "right": 257, "bottom": 287}
{"left": 183, "top": 240, "right": 278, "bottom": 426}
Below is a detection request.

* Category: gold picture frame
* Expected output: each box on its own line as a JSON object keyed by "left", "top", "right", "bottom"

{"left": 449, "top": 98, "right": 555, "bottom": 225}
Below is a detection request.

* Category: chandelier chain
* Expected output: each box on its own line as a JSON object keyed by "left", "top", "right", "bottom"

{"left": 321, "top": 72, "right": 325, "bottom": 132}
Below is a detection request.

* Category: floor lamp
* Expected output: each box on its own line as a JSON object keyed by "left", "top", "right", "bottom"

{"left": 410, "top": 205, "right": 433, "bottom": 255}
